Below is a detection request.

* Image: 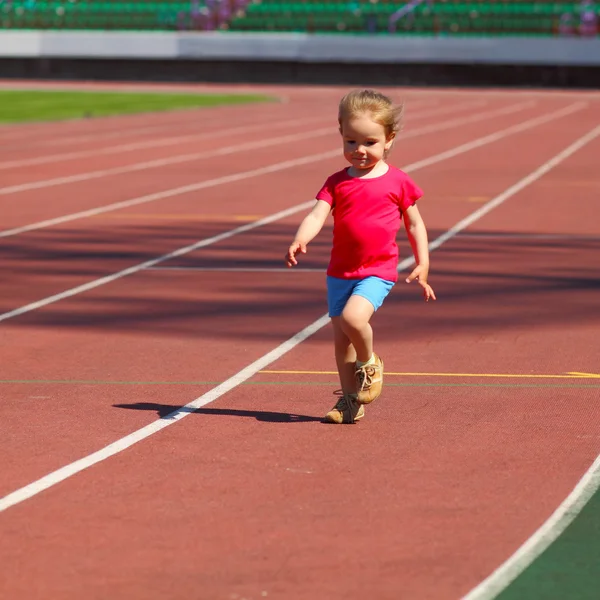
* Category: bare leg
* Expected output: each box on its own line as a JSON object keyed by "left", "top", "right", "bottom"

{"left": 331, "top": 316, "right": 357, "bottom": 396}
{"left": 325, "top": 316, "right": 365, "bottom": 423}
{"left": 339, "top": 295, "right": 375, "bottom": 363}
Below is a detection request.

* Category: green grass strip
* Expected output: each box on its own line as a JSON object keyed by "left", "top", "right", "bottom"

{"left": 0, "top": 90, "right": 272, "bottom": 124}
{"left": 495, "top": 489, "right": 600, "bottom": 600}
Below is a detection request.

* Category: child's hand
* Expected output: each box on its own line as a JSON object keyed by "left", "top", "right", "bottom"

{"left": 406, "top": 265, "right": 437, "bottom": 302}
{"left": 285, "top": 241, "right": 307, "bottom": 267}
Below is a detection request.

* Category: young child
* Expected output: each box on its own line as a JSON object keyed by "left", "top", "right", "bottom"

{"left": 285, "top": 89, "right": 436, "bottom": 424}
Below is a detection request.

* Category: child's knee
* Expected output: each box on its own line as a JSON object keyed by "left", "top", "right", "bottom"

{"left": 340, "top": 307, "right": 367, "bottom": 331}
{"left": 341, "top": 295, "right": 374, "bottom": 329}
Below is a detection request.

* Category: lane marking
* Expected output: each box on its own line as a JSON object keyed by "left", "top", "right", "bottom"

{"left": 0, "top": 110, "right": 290, "bottom": 147}
{"left": 1, "top": 82, "right": 598, "bottom": 100}
{"left": 0, "top": 115, "right": 332, "bottom": 170}
{"left": 388, "top": 88, "right": 600, "bottom": 100}
{"left": 538, "top": 179, "right": 600, "bottom": 188}
{"left": 1, "top": 120, "right": 599, "bottom": 513}
{"left": 567, "top": 371, "right": 600, "bottom": 378}
{"left": 259, "top": 371, "right": 600, "bottom": 379}
{"left": 0, "top": 98, "right": 485, "bottom": 168}
{"left": 0, "top": 314, "right": 330, "bottom": 511}
{"left": 454, "top": 232, "right": 600, "bottom": 241}
{"left": 0, "top": 199, "right": 313, "bottom": 323}
{"left": 2, "top": 380, "right": 599, "bottom": 389}
{"left": 148, "top": 267, "right": 324, "bottom": 273}
{"left": 2, "top": 379, "right": 225, "bottom": 385}
{"left": 461, "top": 455, "right": 600, "bottom": 600}
{"left": 0, "top": 95, "right": 437, "bottom": 145}
{"left": 0, "top": 126, "right": 336, "bottom": 196}
{"left": 0, "top": 101, "right": 533, "bottom": 198}
{"left": 0, "top": 101, "right": 576, "bottom": 239}
{"left": 0, "top": 105, "right": 585, "bottom": 320}
{"left": 90, "top": 213, "right": 264, "bottom": 221}
{"left": 427, "top": 123, "right": 600, "bottom": 255}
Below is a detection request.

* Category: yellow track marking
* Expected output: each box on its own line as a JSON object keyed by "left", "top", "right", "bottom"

{"left": 259, "top": 370, "right": 600, "bottom": 379}
{"left": 567, "top": 372, "right": 600, "bottom": 378}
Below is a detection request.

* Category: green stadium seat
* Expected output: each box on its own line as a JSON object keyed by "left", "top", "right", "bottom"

{"left": 0, "top": 0, "right": 597, "bottom": 36}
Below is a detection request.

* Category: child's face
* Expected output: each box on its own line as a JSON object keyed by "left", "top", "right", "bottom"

{"left": 340, "top": 112, "right": 394, "bottom": 172}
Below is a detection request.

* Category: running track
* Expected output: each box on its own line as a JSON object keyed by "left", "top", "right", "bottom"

{"left": 1, "top": 83, "right": 599, "bottom": 600}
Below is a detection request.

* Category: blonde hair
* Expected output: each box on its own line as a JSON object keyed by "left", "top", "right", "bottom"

{"left": 338, "top": 89, "right": 404, "bottom": 139}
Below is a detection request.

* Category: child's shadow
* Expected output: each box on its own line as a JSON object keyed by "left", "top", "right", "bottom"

{"left": 114, "top": 402, "right": 322, "bottom": 423}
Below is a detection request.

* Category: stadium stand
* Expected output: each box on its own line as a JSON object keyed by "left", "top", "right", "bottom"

{"left": 226, "top": 0, "right": 599, "bottom": 36}
{"left": 0, "top": 0, "right": 209, "bottom": 30}
{"left": 0, "top": 0, "right": 597, "bottom": 36}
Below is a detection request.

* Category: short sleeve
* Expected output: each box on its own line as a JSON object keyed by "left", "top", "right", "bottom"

{"left": 315, "top": 175, "right": 336, "bottom": 206}
{"left": 398, "top": 175, "right": 423, "bottom": 213}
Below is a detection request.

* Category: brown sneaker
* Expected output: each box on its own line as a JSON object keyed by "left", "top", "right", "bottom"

{"left": 355, "top": 354, "right": 384, "bottom": 404}
{"left": 324, "top": 395, "right": 364, "bottom": 424}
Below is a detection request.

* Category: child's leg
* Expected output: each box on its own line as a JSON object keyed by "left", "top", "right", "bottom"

{"left": 325, "top": 317, "right": 364, "bottom": 424}
{"left": 339, "top": 294, "right": 375, "bottom": 363}
{"left": 331, "top": 316, "right": 358, "bottom": 396}
{"left": 340, "top": 293, "right": 384, "bottom": 405}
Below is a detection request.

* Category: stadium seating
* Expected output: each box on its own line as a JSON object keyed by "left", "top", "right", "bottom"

{"left": 227, "top": 1, "right": 600, "bottom": 36}
{"left": 0, "top": 0, "right": 208, "bottom": 30}
{"left": 0, "top": 0, "right": 597, "bottom": 36}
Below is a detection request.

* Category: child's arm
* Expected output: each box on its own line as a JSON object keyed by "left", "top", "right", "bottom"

{"left": 285, "top": 200, "right": 331, "bottom": 267}
{"left": 403, "top": 204, "right": 436, "bottom": 301}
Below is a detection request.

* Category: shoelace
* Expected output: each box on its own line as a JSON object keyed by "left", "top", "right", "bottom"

{"left": 334, "top": 396, "right": 351, "bottom": 411}
{"left": 355, "top": 365, "right": 377, "bottom": 391}
{"left": 333, "top": 395, "right": 359, "bottom": 423}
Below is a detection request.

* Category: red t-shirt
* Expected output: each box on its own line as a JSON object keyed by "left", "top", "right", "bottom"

{"left": 316, "top": 165, "right": 423, "bottom": 282}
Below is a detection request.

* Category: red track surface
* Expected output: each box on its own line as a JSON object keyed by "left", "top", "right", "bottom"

{"left": 1, "top": 83, "right": 599, "bottom": 600}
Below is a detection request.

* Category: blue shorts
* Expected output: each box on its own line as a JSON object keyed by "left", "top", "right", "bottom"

{"left": 327, "top": 275, "right": 395, "bottom": 318}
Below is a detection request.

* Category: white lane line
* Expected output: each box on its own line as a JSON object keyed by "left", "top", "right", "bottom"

{"left": 0, "top": 103, "right": 578, "bottom": 320}
{"left": 454, "top": 233, "right": 600, "bottom": 241}
{"left": 0, "top": 98, "right": 484, "bottom": 169}
{"left": 0, "top": 313, "right": 329, "bottom": 513}
{"left": 401, "top": 99, "right": 488, "bottom": 121}
{"left": 0, "top": 112, "right": 281, "bottom": 147}
{"left": 0, "top": 105, "right": 272, "bottom": 142}
{"left": 393, "top": 89, "right": 600, "bottom": 100}
{"left": 1, "top": 122, "right": 599, "bottom": 513}
{"left": 0, "top": 152, "right": 330, "bottom": 241}
{"left": 400, "top": 99, "right": 534, "bottom": 139}
{"left": 0, "top": 127, "right": 334, "bottom": 197}
{"left": 0, "top": 98, "right": 496, "bottom": 191}
{"left": 0, "top": 95, "right": 435, "bottom": 144}
{"left": 0, "top": 115, "right": 331, "bottom": 170}
{"left": 462, "top": 454, "right": 600, "bottom": 600}
{"left": 148, "top": 267, "right": 325, "bottom": 273}
{"left": 0, "top": 99, "right": 439, "bottom": 148}
{"left": 429, "top": 124, "right": 600, "bottom": 254}
{"left": 456, "top": 125, "right": 600, "bottom": 600}
{"left": 0, "top": 199, "right": 314, "bottom": 323}
{"left": 0, "top": 100, "right": 546, "bottom": 238}
{"left": 398, "top": 101, "right": 586, "bottom": 176}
